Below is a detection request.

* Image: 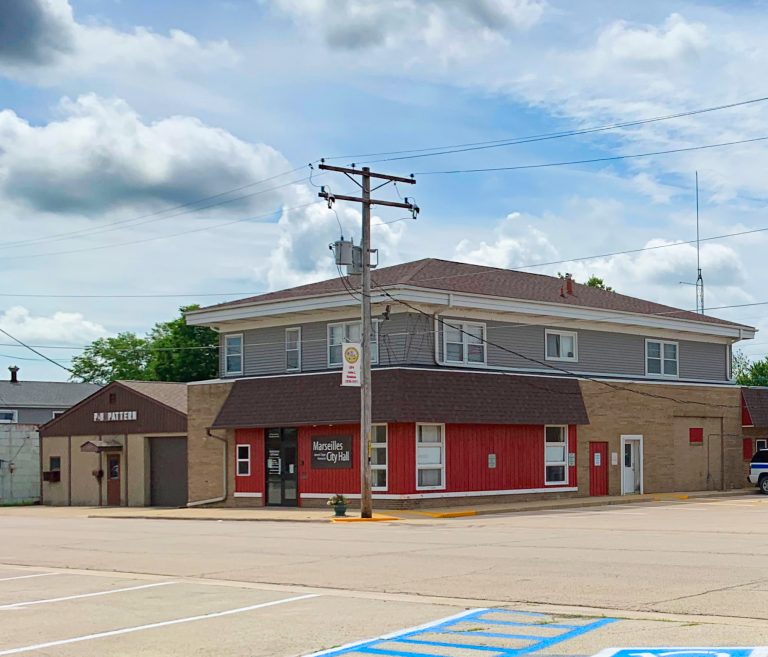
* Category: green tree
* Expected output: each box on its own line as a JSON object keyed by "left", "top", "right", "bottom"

{"left": 736, "top": 355, "right": 768, "bottom": 387}
{"left": 148, "top": 305, "right": 218, "bottom": 382}
{"left": 586, "top": 275, "right": 613, "bottom": 291}
{"left": 70, "top": 332, "right": 151, "bottom": 384}
{"left": 69, "top": 306, "right": 218, "bottom": 384}
{"left": 732, "top": 349, "right": 751, "bottom": 383}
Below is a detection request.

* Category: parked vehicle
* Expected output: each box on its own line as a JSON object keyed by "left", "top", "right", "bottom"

{"left": 748, "top": 450, "right": 768, "bottom": 494}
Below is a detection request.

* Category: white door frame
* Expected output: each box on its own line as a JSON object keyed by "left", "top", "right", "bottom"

{"left": 620, "top": 434, "right": 644, "bottom": 495}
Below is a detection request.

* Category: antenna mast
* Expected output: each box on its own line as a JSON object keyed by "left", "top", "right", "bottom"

{"left": 695, "top": 171, "right": 704, "bottom": 314}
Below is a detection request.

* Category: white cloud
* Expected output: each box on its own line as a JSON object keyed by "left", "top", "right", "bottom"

{"left": 455, "top": 212, "right": 559, "bottom": 268}
{"left": 274, "top": 0, "right": 545, "bottom": 56}
{"left": 0, "top": 306, "right": 106, "bottom": 344}
{"left": 0, "top": 94, "right": 289, "bottom": 214}
{"left": 257, "top": 185, "right": 407, "bottom": 290}
{"left": 594, "top": 13, "right": 707, "bottom": 66}
{"left": 0, "top": 0, "right": 236, "bottom": 83}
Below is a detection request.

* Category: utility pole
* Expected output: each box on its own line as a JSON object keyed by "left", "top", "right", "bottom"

{"left": 695, "top": 171, "right": 704, "bottom": 314}
{"left": 319, "top": 163, "right": 417, "bottom": 518}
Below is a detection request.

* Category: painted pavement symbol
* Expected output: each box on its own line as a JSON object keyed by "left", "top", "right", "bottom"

{"left": 304, "top": 607, "right": 616, "bottom": 657}
{"left": 592, "top": 649, "right": 768, "bottom": 657}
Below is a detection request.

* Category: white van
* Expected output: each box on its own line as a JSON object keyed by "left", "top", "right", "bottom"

{"left": 748, "top": 450, "right": 768, "bottom": 494}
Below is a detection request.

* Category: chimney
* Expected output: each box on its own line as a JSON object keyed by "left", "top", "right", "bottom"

{"left": 8, "top": 366, "right": 19, "bottom": 384}
{"left": 565, "top": 273, "right": 574, "bottom": 296}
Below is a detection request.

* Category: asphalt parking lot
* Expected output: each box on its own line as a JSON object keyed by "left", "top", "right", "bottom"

{"left": 0, "top": 495, "right": 767, "bottom": 656}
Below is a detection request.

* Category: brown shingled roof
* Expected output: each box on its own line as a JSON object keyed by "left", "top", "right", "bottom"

{"left": 742, "top": 388, "right": 768, "bottom": 427}
{"left": 212, "top": 368, "right": 589, "bottom": 428}
{"left": 118, "top": 381, "right": 187, "bottom": 415}
{"left": 197, "top": 258, "right": 747, "bottom": 329}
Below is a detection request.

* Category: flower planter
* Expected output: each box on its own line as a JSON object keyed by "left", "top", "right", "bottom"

{"left": 333, "top": 504, "right": 347, "bottom": 517}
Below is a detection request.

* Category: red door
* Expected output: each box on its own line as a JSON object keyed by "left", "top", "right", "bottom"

{"left": 589, "top": 442, "right": 608, "bottom": 496}
{"left": 106, "top": 454, "right": 121, "bottom": 506}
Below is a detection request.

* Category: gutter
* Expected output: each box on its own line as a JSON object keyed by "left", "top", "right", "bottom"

{"left": 187, "top": 428, "right": 228, "bottom": 507}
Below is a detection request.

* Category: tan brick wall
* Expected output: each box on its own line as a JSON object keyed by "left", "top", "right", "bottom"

{"left": 41, "top": 436, "right": 69, "bottom": 505}
{"left": 187, "top": 382, "right": 234, "bottom": 504}
{"left": 578, "top": 381, "right": 743, "bottom": 496}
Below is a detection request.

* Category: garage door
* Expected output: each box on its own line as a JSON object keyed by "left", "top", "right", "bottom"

{"left": 149, "top": 437, "right": 188, "bottom": 507}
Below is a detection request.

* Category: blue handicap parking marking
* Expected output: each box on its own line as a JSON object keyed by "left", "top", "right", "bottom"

{"left": 592, "top": 649, "right": 768, "bottom": 657}
{"left": 305, "top": 607, "right": 617, "bottom": 657}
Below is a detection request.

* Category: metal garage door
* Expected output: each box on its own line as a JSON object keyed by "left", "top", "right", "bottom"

{"left": 149, "top": 437, "right": 188, "bottom": 507}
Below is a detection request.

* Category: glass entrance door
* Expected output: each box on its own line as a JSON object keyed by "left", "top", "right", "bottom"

{"left": 265, "top": 429, "right": 298, "bottom": 506}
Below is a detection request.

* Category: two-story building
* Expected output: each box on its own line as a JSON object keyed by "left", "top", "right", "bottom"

{"left": 185, "top": 258, "right": 755, "bottom": 508}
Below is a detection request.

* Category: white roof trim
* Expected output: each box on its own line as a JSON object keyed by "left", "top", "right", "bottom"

{"left": 186, "top": 284, "right": 755, "bottom": 340}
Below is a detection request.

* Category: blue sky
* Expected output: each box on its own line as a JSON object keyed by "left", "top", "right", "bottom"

{"left": 1, "top": 0, "right": 768, "bottom": 380}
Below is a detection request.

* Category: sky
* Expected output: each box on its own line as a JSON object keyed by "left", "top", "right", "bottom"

{"left": 1, "top": 0, "right": 768, "bottom": 381}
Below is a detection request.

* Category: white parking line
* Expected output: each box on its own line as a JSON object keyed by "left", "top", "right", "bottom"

{"left": 0, "top": 573, "right": 59, "bottom": 583}
{"left": 0, "top": 593, "right": 320, "bottom": 655}
{"left": 0, "top": 581, "right": 175, "bottom": 610}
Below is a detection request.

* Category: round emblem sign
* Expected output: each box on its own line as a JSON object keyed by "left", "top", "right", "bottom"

{"left": 344, "top": 346, "right": 360, "bottom": 364}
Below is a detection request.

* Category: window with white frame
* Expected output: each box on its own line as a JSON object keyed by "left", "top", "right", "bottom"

{"left": 371, "top": 424, "right": 388, "bottom": 490}
{"left": 224, "top": 334, "right": 243, "bottom": 375}
{"left": 757, "top": 438, "right": 768, "bottom": 452}
{"left": 0, "top": 410, "right": 17, "bottom": 423}
{"left": 285, "top": 327, "right": 301, "bottom": 372}
{"left": 236, "top": 444, "right": 251, "bottom": 476}
{"left": 444, "top": 321, "right": 486, "bottom": 364}
{"left": 545, "top": 330, "right": 578, "bottom": 361}
{"left": 52, "top": 411, "right": 64, "bottom": 419}
{"left": 545, "top": 425, "right": 568, "bottom": 485}
{"left": 328, "top": 321, "right": 378, "bottom": 366}
{"left": 646, "top": 339, "right": 678, "bottom": 377}
{"left": 416, "top": 424, "right": 445, "bottom": 489}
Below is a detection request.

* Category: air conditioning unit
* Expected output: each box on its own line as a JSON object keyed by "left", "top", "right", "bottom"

{"left": 42, "top": 471, "right": 61, "bottom": 483}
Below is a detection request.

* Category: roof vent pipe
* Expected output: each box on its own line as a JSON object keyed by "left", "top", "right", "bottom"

{"left": 8, "top": 366, "right": 19, "bottom": 384}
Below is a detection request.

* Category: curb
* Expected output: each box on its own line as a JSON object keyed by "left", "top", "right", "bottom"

{"left": 331, "top": 515, "right": 400, "bottom": 523}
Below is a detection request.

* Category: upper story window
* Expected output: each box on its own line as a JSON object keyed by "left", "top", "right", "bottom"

{"left": 328, "top": 321, "right": 378, "bottom": 367}
{"left": 224, "top": 334, "right": 243, "bottom": 375}
{"left": 0, "top": 410, "right": 17, "bottom": 423}
{"left": 285, "top": 328, "right": 301, "bottom": 372}
{"left": 545, "top": 329, "right": 578, "bottom": 362}
{"left": 444, "top": 321, "right": 486, "bottom": 365}
{"left": 646, "top": 339, "right": 678, "bottom": 377}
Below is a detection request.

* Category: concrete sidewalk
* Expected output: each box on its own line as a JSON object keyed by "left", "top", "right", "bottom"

{"left": 0, "top": 488, "right": 754, "bottom": 522}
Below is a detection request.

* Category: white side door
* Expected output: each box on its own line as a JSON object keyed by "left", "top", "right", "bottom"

{"left": 621, "top": 437, "right": 643, "bottom": 495}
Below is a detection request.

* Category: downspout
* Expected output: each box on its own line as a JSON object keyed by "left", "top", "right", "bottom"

{"left": 187, "top": 428, "right": 228, "bottom": 507}
{"left": 433, "top": 294, "right": 454, "bottom": 366}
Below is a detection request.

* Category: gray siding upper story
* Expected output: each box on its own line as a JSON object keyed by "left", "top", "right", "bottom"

{"left": 0, "top": 407, "right": 67, "bottom": 425}
{"left": 219, "top": 311, "right": 730, "bottom": 382}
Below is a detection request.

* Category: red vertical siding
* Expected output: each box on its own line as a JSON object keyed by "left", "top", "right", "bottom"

{"left": 234, "top": 429, "right": 264, "bottom": 494}
{"left": 742, "top": 396, "right": 754, "bottom": 426}
{"left": 299, "top": 425, "right": 360, "bottom": 495}
{"left": 743, "top": 437, "right": 754, "bottom": 460}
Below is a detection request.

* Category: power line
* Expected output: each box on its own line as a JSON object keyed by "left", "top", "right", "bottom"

{"left": 323, "top": 95, "right": 768, "bottom": 163}
{"left": 0, "top": 200, "right": 317, "bottom": 262}
{"left": 412, "top": 135, "right": 768, "bottom": 176}
{"left": 0, "top": 166, "right": 311, "bottom": 251}
{"left": 0, "top": 327, "right": 75, "bottom": 376}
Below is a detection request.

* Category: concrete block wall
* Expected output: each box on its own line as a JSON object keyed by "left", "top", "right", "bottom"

{"left": 187, "top": 382, "right": 234, "bottom": 505}
{"left": 578, "top": 381, "right": 743, "bottom": 496}
{"left": 0, "top": 425, "right": 40, "bottom": 504}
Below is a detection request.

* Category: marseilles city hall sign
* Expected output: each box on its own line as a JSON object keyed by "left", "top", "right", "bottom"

{"left": 311, "top": 436, "right": 352, "bottom": 468}
{"left": 93, "top": 411, "right": 138, "bottom": 422}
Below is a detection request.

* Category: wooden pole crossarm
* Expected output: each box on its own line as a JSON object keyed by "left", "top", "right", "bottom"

{"left": 317, "top": 192, "right": 415, "bottom": 210}
{"left": 318, "top": 163, "right": 416, "bottom": 185}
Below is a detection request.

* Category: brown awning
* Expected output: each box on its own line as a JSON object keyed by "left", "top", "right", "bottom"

{"left": 743, "top": 388, "right": 768, "bottom": 427}
{"left": 80, "top": 440, "right": 123, "bottom": 453}
{"left": 212, "top": 368, "right": 589, "bottom": 428}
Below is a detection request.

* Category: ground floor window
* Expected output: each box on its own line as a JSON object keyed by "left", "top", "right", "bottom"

{"left": 49, "top": 456, "right": 61, "bottom": 472}
{"left": 545, "top": 425, "right": 568, "bottom": 485}
{"left": 236, "top": 444, "right": 251, "bottom": 476}
{"left": 416, "top": 424, "right": 445, "bottom": 490}
{"left": 757, "top": 438, "right": 768, "bottom": 452}
{"left": 371, "top": 424, "right": 387, "bottom": 490}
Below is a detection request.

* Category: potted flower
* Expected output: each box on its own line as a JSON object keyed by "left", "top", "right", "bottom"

{"left": 327, "top": 493, "right": 348, "bottom": 517}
